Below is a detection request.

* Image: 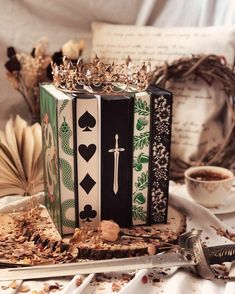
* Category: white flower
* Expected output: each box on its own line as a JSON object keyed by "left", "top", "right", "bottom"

{"left": 62, "top": 39, "right": 85, "bottom": 60}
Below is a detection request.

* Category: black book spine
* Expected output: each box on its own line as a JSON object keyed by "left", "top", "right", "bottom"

{"left": 101, "top": 95, "right": 134, "bottom": 227}
{"left": 148, "top": 86, "right": 173, "bottom": 224}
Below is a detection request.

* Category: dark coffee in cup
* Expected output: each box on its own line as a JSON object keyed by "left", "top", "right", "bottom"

{"left": 185, "top": 166, "right": 234, "bottom": 207}
{"left": 190, "top": 170, "right": 229, "bottom": 181}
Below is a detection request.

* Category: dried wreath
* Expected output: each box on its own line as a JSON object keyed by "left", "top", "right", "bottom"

{"left": 151, "top": 54, "right": 235, "bottom": 180}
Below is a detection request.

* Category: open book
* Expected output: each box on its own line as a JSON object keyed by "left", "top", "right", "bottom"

{"left": 0, "top": 115, "right": 43, "bottom": 197}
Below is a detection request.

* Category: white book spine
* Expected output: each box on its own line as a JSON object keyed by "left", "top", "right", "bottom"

{"left": 76, "top": 97, "right": 100, "bottom": 226}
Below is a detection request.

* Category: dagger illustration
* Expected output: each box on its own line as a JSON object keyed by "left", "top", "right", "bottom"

{"left": 108, "top": 134, "right": 125, "bottom": 194}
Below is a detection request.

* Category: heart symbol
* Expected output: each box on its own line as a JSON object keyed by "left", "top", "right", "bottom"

{"left": 79, "top": 144, "right": 96, "bottom": 162}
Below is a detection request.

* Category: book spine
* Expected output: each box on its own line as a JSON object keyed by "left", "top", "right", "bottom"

{"left": 132, "top": 92, "right": 150, "bottom": 225}
{"left": 101, "top": 95, "right": 134, "bottom": 227}
{"left": 57, "top": 99, "right": 76, "bottom": 235}
{"left": 148, "top": 91, "right": 172, "bottom": 224}
{"left": 40, "top": 85, "right": 62, "bottom": 234}
{"left": 76, "top": 97, "right": 100, "bottom": 226}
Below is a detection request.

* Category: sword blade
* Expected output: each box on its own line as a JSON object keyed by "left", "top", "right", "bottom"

{"left": 113, "top": 151, "right": 119, "bottom": 194}
{"left": 0, "top": 252, "right": 195, "bottom": 281}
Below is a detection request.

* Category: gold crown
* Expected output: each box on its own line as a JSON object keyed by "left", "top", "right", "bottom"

{"left": 51, "top": 55, "right": 152, "bottom": 94}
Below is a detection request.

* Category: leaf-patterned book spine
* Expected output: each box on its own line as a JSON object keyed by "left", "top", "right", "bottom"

{"left": 40, "top": 84, "right": 62, "bottom": 234}
{"left": 58, "top": 97, "right": 76, "bottom": 235}
{"left": 132, "top": 93, "right": 150, "bottom": 225}
{"left": 148, "top": 86, "right": 172, "bottom": 224}
{"left": 101, "top": 95, "right": 134, "bottom": 227}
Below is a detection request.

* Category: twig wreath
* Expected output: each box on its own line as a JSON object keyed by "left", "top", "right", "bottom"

{"left": 151, "top": 54, "right": 235, "bottom": 180}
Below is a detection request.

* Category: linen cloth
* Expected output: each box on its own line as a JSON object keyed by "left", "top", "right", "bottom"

{"left": 0, "top": 185, "right": 235, "bottom": 293}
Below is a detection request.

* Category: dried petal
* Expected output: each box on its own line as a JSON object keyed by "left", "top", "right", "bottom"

{"left": 5, "top": 56, "right": 21, "bottom": 72}
{"left": 7, "top": 46, "right": 16, "bottom": 58}
{"left": 18, "top": 284, "right": 30, "bottom": 292}
{"left": 8, "top": 280, "right": 19, "bottom": 289}
{"left": 147, "top": 244, "right": 156, "bottom": 255}
{"left": 100, "top": 220, "right": 120, "bottom": 242}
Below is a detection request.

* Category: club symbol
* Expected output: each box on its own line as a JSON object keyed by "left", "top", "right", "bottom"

{"left": 78, "top": 111, "right": 96, "bottom": 132}
{"left": 80, "top": 204, "right": 97, "bottom": 222}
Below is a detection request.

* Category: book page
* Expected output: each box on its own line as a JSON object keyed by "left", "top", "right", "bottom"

{"left": 169, "top": 78, "right": 224, "bottom": 162}
{"left": 92, "top": 23, "right": 234, "bottom": 163}
{"left": 92, "top": 23, "right": 235, "bottom": 66}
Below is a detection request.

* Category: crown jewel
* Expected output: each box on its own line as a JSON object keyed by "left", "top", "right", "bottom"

{"left": 51, "top": 55, "right": 152, "bottom": 94}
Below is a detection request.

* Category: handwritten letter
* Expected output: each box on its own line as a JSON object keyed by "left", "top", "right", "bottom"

{"left": 92, "top": 23, "right": 234, "bottom": 163}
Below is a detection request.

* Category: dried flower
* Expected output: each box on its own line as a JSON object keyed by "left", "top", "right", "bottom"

{"left": 147, "top": 243, "right": 156, "bottom": 255}
{"left": 62, "top": 39, "right": 85, "bottom": 60}
{"left": 5, "top": 38, "right": 85, "bottom": 123}
{"left": 5, "top": 39, "right": 51, "bottom": 123}
{"left": 100, "top": 220, "right": 120, "bottom": 242}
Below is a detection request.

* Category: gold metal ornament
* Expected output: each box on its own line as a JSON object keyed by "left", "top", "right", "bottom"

{"left": 51, "top": 55, "right": 152, "bottom": 94}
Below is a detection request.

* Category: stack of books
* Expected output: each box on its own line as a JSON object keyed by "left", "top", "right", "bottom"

{"left": 40, "top": 66, "right": 172, "bottom": 236}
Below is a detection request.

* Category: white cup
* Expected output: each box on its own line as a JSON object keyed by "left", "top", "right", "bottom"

{"left": 184, "top": 166, "right": 234, "bottom": 208}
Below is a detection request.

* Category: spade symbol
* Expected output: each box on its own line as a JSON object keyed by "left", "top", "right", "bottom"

{"left": 80, "top": 204, "right": 97, "bottom": 222}
{"left": 78, "top": 111, "right": 96, "bottom": 132}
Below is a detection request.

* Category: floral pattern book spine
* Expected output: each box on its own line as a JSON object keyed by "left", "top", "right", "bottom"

{"left": 132, "top": 93, "right": 150, "bottom": 225}
{"left": 148, "top": 86, "right": 172, "bottom": 224}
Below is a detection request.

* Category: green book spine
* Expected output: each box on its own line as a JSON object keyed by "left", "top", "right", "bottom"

{"left": 40, "top": 84, "right": 62, "bottom": 234}
{"left": 40, "top": 84, "right": 77, "bottom": 235}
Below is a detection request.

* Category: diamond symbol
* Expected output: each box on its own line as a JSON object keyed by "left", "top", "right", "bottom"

{"left": 80, "top": 173, "right": 96, "bottom": 194}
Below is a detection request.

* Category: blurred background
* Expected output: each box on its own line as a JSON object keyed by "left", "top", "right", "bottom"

{"left": 1, "top": 0, "right": 235, "bottom": 129}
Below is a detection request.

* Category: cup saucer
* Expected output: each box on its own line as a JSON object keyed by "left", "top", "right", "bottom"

{"left": 208, "top": 193, "right": 235, "bottom": 214}
{"left": 170, "top": 183, "right": 235, "bottom": 215}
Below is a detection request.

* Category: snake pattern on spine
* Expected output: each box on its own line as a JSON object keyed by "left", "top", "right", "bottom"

{"left": 59, "top": 117, "right": 74, "bottom": 192}
{"left": 59, "top": 116, "right": 75, "bottom": 228}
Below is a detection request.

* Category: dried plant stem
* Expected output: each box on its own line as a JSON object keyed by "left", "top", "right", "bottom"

{"left": 17, "top": 73, "right": 34, "bottom": 114}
